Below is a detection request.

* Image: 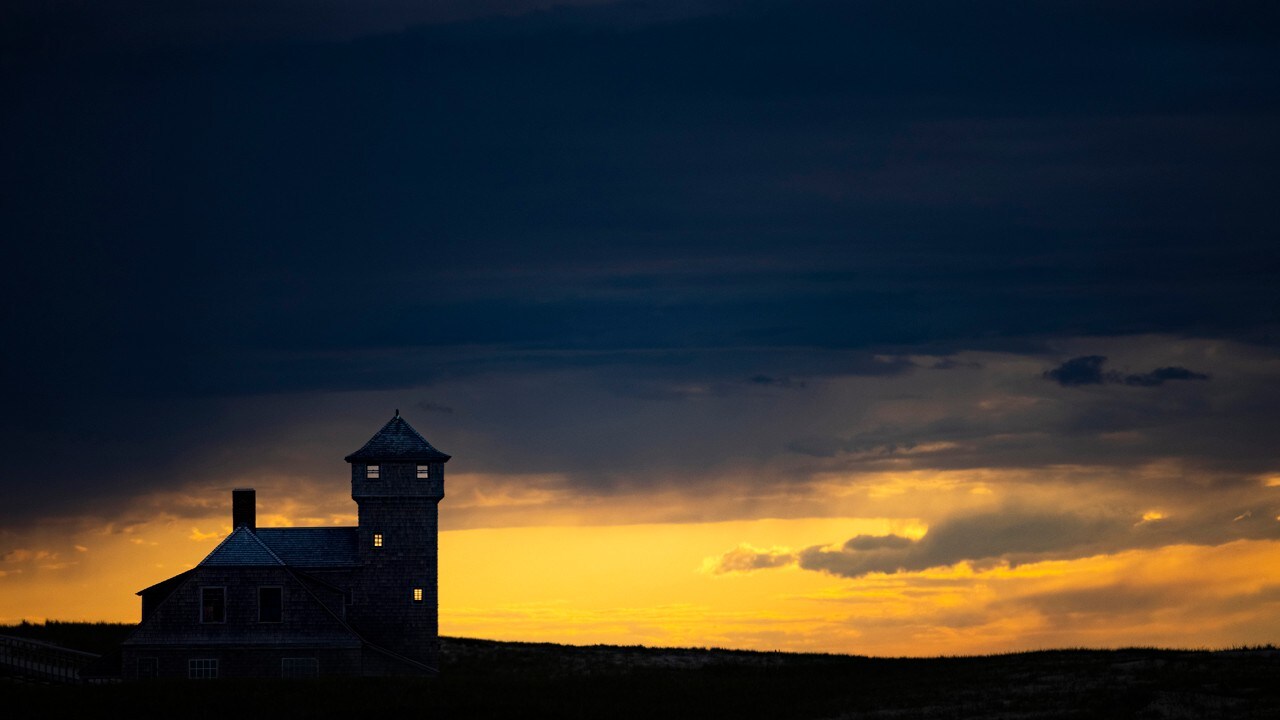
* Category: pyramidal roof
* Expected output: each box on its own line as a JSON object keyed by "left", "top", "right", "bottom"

{"left": 344, "top": 411, "right": 451, "bottom": 463}
{"left": 199, "top": 526, "right": 285, "bottom": 567}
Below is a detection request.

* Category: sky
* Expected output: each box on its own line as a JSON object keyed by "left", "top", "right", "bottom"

{"left": 3, "top": 0, "right": 1280, "bottom": 656}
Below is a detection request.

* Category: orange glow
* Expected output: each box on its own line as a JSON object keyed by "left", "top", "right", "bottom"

{"left": 4, "top": 469, "right": 1280, "bottom": 657}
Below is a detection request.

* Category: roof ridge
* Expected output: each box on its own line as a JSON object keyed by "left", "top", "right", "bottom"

{"left": 246, "top": 527, "right": 286, "bottom": 565}
{"left": 196, "top": 526, "right": 242, "bottom": 566}
{"left": 198, "top": 525, "right": 285, "bottom": 567}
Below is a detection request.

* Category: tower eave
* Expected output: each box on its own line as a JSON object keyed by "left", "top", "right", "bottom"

{"left": 344, "top": 451, "right": 452, "bottom": 463}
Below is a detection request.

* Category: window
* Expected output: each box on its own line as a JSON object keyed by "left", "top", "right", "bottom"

{"left": 137, "top": 657, "right": 158, "bottom": 680}
{"left": 373, "top": 533, "right": 383, "bottom": 548}
{"left": 413, "top": 587, "right": 423, "bottom": 603}
{"left": 282, "top": 658, "right": 319, "bottom": 679}
{"left": 201, "top": 587, "right": 225, "bottom": 623}
{"left": 366, "top": 465, "right": 380, "bottom": 479}
{"left": 259, "top": 586, "right": 283, "bottom": 623}
{"left": 189, "top": 658, "right": 218, "bottom": 679}
{"left": 417, "top": 464, "right": 429, "bottom": 479}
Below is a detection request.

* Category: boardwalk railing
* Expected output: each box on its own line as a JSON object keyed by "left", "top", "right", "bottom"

{"left": 0, "top": 634, "right": 101, "bottom": 684}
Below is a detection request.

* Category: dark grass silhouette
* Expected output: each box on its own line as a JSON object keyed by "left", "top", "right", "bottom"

{"left": 5, "top": 623, "right": 1280, "bottom": 719}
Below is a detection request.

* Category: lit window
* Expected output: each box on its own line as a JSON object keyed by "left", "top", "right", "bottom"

{"left": 413, "top": 587, "right": 423, "bottom": 603}
{"left": 417, "top": 465, "right": 429, "bottom": 479}
{"left": 259, "top": 586, "right": 283, "bottom": 623}
{"left": 201, "top": 587, "right": 225, "bottom": 623}
{"left": 189, "top": 658, "right": 218, "bottom": 679}
{"left": 373, "top": 533, "right": 383, "bottom": 548}
{"left": 367, "top": 465, "right": 380, "bottom": 479}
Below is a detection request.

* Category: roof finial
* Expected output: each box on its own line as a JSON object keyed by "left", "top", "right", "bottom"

{"left": 395, "top": 408, "right": 400, "bottom": 418}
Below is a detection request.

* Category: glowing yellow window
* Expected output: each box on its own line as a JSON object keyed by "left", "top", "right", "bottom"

{"left": 373, "top": 533, "right": 383, "bottom": 548}
{"left": 412, "top": 588, "right": 423, "bottom": 603}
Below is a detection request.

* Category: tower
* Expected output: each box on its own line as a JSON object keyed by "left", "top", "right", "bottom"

{"left": 344, "top": 410, "right": 450, "bottom": 669}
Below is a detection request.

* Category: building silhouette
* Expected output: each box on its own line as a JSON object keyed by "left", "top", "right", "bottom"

{"left": 120, "top": 411, "right": 449, "bottom": 679}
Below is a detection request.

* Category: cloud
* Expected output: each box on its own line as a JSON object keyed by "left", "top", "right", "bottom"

{"left": 703, "top": 544, "right": 796, "bottom": 574}
{"left": 1043, "top": 355, "right": 1109, "bottom": 386}
{"left": 1044, "top": 356, "right": 1209, "bottom": 388}
{"left": 930, "top": 358, "right": 982, "bottom": 371}
{"left": 746, "top": 375, "right": 807, "bottom": 390}
{"left": 189, "top": 527, "right": 224, "bottom": 542}
{"left": 1122, "top": 366, "right": 1210, "bottom": 387}
{"left": 798, "top": 510, "right": 1137, "bottom": 579}
{"left": 842, "top": 534, "right": 914, "bottom": 551}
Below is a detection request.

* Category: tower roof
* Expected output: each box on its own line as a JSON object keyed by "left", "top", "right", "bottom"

{"left": 344, "top": 411, "right": 451, "bottom": 463}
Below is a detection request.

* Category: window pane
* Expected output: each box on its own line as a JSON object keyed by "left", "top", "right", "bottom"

{"left": 201, "top": 587, "right": 225, "bottom": 623}
{"left": 189, "top": 658, "right": 218, "bottom": 679}
{"left": 259, "top": 587, "right": 283, "bottom": 623}
{"left": 417, "top": 465, "right": 429, "bottom": 478}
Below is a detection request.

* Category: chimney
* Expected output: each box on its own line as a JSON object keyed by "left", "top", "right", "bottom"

{"left": 232, "top": 488, "right": 256, "bottom": 531}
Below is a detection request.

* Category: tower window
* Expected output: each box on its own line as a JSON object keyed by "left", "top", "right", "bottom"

{"left": 413, "top": 588, "right": 423, "bottom": 603}
{"left": 417, "top": 465, "right": 429, "bottom": 479}
{"left": 259, "top": 586, "right": 283, "bottom": 623}
{"left": 366, "top": 465, "right": 380, "bottom": 479}
{"left": 201, "top": 587, "right": 225, "bottom": 624}
{"left": 373, "top": 533, "right": 383, "bottom": 548}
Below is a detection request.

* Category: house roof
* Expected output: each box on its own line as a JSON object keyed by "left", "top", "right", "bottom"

{"left": 343, "top": 411, "right": 451, "bottom": 463}
{"left": 137, "top": 526, "right": 360, "bottom": 597}
{"left": 256, "top": 527, "right": 360, "bottom": 568}
{"left": 199, "top": 526, "right": 284, "bottom": 566}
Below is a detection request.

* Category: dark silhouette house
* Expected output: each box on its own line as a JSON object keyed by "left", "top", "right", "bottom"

{"left": 120, "top": 412, "right": 450, "bottom": 679}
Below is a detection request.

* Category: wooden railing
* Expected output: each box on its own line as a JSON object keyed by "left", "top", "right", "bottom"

{"left": 0, "top": 634, "right": 101, "bottom": 684}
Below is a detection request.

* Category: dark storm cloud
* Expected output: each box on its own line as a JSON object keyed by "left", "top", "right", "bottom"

{"left": 1, "top": 0, "right": 648, "bottom": 51}
{"left": 2, "top": 0, "right": 1280, "bottom": 525}
{"left": 1044, "top": 356, "right": 1210, "bottom": 388}
{"left": 5, "top": 0, "right": 1278, "bottom": 404}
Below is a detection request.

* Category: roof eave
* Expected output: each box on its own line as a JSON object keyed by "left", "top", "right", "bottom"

{"left": 343, "top": 451, "right": 452, "bottom": 463}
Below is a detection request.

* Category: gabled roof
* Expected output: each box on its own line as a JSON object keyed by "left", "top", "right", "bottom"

{"left": 198, "top": 526, "right": 284, "bottom": 566}
{"left": 344, "top": 411, "right": 451, "bottom": 463}
{"left": 256, "top": 527, "right": 360, "bottom": 568}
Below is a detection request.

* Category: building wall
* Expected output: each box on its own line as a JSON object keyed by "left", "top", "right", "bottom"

{"left": 121, "top": 646, "right": 362, "bottom": 680}
{"left": 123, "top": 566, "right": 365, "bottom": 679}
{"left": 350, "top": 461, "right": 443, "bottom": 667}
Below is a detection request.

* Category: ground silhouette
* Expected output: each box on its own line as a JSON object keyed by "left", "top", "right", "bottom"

{"left": 4, "top": 623, "right": 1279, "bottom": 719}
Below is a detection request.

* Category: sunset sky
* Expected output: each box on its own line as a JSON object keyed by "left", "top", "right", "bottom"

{"left": 3, "top": 0, "right": 1280, "bottom": 657}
